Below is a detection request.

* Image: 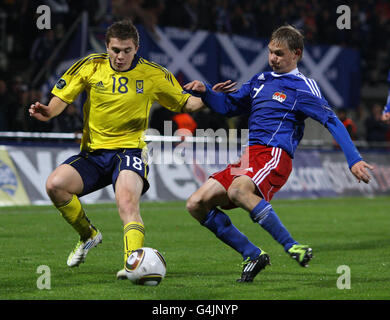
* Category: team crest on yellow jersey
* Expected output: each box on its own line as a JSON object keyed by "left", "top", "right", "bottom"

{"left": 136, "top": 80, "right": 144, "bottom": 94}
{"left": 56, "top": 78, "right": 66, "bottom": 89}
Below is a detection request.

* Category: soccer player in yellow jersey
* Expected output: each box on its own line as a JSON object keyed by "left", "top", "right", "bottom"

{"left": 28, "top": 19, "right": 207, "bottom": 279}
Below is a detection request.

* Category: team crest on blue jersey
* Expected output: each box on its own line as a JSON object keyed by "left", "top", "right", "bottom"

{"left": 272, "top": 92, "right": 287, "bottom": 103}
{"left": 55, "top": 78, "right": 66, "bottom": 89}
{"left": 136, "top": 80, "right": 144, "bottom": 93}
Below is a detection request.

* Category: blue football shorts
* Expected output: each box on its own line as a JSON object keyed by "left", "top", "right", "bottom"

{"left": 62, "top": 148, "right": 150, "bottom": 197}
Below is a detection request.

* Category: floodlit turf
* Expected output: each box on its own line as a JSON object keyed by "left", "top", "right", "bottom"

{"left": 0, "top": 197, "right": 389, "bottom": 300}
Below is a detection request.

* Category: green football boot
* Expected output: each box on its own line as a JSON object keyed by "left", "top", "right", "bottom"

{"left": 288, "top": 244, "right": 313, "bottom": 267}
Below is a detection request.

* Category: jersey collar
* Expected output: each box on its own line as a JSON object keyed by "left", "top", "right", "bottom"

{"left": 271, "top": 68, "right": 300, "bottom": 77}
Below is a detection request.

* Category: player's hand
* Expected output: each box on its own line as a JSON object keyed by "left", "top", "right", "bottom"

{"left": 212, "top": 80, "right": 237, "bottom": 93}
{"left": 381, "top": 112, "right": 390, "bottom": 123}
{"left": 29, "top": 101, "right": 51, "bottom": 122}
{"left": 183, "top": 80, "right": 206, "bottom": 94}
{"left": 350, "top": 160, "right": 374, "bottom": 184}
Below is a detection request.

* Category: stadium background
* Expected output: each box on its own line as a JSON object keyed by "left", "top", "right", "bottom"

{"left": 0, "top": 1, "right": 389, "bottom": 205}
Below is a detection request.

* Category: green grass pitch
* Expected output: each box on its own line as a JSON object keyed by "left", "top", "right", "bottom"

{"left": 0, "top": 197, "right": 389, "bottom": 300}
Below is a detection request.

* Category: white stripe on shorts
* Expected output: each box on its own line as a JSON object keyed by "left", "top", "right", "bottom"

{"left": 252, "top": 147, "right": 282, "bottom": 186}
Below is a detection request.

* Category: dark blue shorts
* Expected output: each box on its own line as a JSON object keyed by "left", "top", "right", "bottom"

{"left": 63, "top": 148, "right": 149, "bottom": 197}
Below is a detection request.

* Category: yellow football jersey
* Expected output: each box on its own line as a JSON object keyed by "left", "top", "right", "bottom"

{"left": 51, "top": 53, "right": 191, "bottom": 151}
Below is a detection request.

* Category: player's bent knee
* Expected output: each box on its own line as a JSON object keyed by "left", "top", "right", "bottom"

{"left": 46, "top": 179, "right": 72, "bottom": 207}
{"left": 186, "top": 195, "right": 207, "bottom": 221}
{"left": 116, "top": 192, "right": 139, "bottom": 212}
{"left": 227, "top": 176, "right": 255, "bottom": 206}
{"left": 186, "top": 195, "right": 201, "bottom": 214}
{"left": 45, "top": 165, "right": 83, "bottom": 204}
{"left": 227, "top": 186, "right": 245, "bottom": 206}
{"left": 46, "top": 174, "right": 66, "bottom": 200}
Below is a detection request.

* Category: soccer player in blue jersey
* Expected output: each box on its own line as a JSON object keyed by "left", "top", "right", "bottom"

{"left": 29, "top": 19, "right": 207, "bottom": 279}
{"left": 382, "top": 70, "right": 390, "bottom": 122}
{"left": 183, "top": 25, "right": 373, "bottom": 282}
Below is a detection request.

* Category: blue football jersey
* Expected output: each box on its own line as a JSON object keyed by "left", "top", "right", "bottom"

{"left": 222, "top": 68, "right": 338, "bottom": 158}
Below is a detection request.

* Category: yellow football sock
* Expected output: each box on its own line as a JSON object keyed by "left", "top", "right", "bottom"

{"left": 56, "top": 194, "right": 97, "bottom": 241}
{"left": 123, "top": 221, "right": 145, "bottom": 265}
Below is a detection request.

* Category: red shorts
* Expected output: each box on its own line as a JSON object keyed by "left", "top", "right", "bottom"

{"left": 211, "top": 145, "right": 292, "bottom": 208}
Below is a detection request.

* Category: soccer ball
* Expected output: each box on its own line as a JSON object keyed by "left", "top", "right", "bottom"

{"left": 125, "top": 247, "right": 166, "bottom": 286}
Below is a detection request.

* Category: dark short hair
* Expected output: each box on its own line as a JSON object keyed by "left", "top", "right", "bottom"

{"left": 270, "top": 25, "right": 304, "bottom": 60}
{"left": 105, "top": 19, "right": 139, "bottom": 47}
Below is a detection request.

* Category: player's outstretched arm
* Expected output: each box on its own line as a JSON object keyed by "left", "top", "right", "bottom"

{"left": 182, "top": 96, "right": 205, "bottom": 113}
{"left": 29, "top": 96, "right": 68, "bottom": 122}
{"left": 325, "top": 116, "right": 374, "bottom": 183}
{"left": 182, "top": 80, "right": 208, "bottom": 113}
{"left": 350, "top": 160, "right": 374, "bottom": 184}
{"left": 182, "top": 80, "right": 237, "bottom": 113}
{"left": 183, "top": 79, "right": 243, "bottom": 116}
{"left": 183, "top": 80, "right": 237, "bottom": 94}
{"left": 381, "top": 112, "right": 390, "bottom": 122}
{"left": 382, "top": 96, "right": 390, "bottom": 122}
{"left": 212, "top": 80, "right": 237, "bottom": 93}
{"left": 183, "top": 80, "right": 206, "bottom": 94}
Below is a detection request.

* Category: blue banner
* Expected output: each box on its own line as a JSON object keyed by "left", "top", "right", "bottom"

{"left": 137, "top": 26, "right": 360, "bottom": 109}
{"left": 299, "top": 45, "right": 361, "bottom": 109}
{"left": 43, "top": 24, "right": 361, "bottom": 110}
{"left": 137, "top": 25, "right": 219, "bottom": 86}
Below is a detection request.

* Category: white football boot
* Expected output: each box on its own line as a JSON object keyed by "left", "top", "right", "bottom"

{"left": 116, "top": 268, "right": 127, "bottom": 280}
{"left": 67, "top": 231, "right": 102, "bottom": 267}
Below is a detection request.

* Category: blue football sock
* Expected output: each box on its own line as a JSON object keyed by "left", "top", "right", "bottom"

{"left": 250, "top": 199, "right": 298, "bottom": 251}
{"left": 202, "top": 208, "right": 261, "bottom": 260}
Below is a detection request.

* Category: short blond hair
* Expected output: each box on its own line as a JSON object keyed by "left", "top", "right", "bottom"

{"left": 270, "top": 25, "right": 304, "bottom": 60}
